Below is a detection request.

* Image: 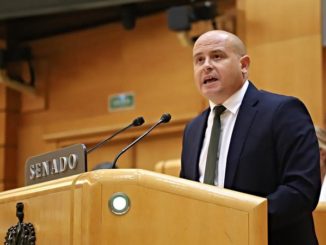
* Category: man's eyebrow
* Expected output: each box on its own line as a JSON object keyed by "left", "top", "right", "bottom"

{"left": 193, "top": 49, "right": 225, "bottom": 58}
{"left": 193, "top": 52, "right": 203, "bottom": 58}
{"left": 210, "top": 49, "right": 225, "bottom": 54}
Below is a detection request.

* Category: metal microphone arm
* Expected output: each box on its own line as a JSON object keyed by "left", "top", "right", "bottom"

{"left": 111, "top": 113, "right": 171, "bottom": 168}
{"left": 87, "top": 116, "right": 144, "bottom": 154}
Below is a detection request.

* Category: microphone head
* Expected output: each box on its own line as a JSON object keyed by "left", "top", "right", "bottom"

{"left": 160, "top": 113, "right": 172, "bottom": 123}
{"left": 132, "top": 116, "right": 145, "bottom": 126}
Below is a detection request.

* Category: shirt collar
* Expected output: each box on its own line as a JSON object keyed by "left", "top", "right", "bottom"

{"left": 209, "top": 80, "right": 249, "bottom": 114}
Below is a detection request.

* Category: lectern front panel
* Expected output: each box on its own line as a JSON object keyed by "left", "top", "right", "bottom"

{"left": 0, "top": 169, "right": 267, "bottom": 244}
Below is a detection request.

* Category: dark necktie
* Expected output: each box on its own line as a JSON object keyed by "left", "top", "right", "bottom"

{"left": 204, "top": 105, "right": 226, "bottom": 185}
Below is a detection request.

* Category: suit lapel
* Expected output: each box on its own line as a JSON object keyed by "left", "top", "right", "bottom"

{"left": 190, "top": 109, "right": 209, "bottom": 180}
{"left": 224, "top": 82, "right": 260, "bottom": 188}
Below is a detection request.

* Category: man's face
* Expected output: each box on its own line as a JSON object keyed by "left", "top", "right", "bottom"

{"left": 193, "top": 33, "right": 249, "bottom": 104}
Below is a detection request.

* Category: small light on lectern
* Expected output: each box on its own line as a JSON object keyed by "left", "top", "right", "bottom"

{"left": 113, "top": 197, "right": 126, "bottom": 210}
{"left": 109, "top": 192, "right": 130, "bottom": 215}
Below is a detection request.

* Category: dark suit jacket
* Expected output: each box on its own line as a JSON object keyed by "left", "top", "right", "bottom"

{"left": 180, "top": 82, "right": 321, "bottom": 245}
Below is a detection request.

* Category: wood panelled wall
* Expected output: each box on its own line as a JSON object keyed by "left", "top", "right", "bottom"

{"left": 0, "top": 0, "right": 324, "bottom": 189}
{"left": 238, "top": 0, "right": 324, "bottom": 125}
{"left": 0, "top": 88, "right": 20, "bottom": 190}
{"left": 15, "top": 14, "right": 203, "bottom": 188}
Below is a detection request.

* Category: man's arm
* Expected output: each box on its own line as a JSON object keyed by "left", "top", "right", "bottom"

{"left": 267, "top": 97, "right": 321, "bottom": 230}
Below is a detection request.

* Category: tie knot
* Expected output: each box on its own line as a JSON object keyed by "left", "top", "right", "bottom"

{"left": 214, "top": 105, "right": 226, "bottom": 116}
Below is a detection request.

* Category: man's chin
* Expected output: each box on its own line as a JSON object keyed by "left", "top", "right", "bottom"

{"left": 201, "top": 90, "right": 225, "bottom": 104}
{"left": 202, "top": 89, "right": 220, "bottom": 99}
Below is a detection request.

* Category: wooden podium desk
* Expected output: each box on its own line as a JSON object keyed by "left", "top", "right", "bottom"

{"left": 0, "top": 169, "right": 267, "bottom": 244}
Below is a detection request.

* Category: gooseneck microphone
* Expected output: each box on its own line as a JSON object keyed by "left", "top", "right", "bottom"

{"left": 112, "top": 113, "right": 172, "bottom": 168}
{"left": 87, "top": 116, "right": 145, "bottom": 154}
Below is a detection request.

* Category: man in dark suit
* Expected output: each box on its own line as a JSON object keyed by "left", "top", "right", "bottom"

{"left": 180, "top": 30, "right": 321, "bottom": 244}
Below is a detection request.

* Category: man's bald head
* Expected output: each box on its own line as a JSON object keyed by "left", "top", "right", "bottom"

{"left": 194, "top": 30, "right": 247, "bottom": 57}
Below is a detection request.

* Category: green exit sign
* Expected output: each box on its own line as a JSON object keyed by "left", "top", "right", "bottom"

{"left": 109, "top": 93, "right": 135, "bottom": 111}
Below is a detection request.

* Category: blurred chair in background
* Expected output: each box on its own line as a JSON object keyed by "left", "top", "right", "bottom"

{"left": 154, "top": 159, "right": 181, "bottom": 177}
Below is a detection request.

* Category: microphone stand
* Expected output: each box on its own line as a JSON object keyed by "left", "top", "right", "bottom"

{"left": 112, "top": 113, "right": 171, "bottom": 168}
{"left": 87, "top": 117, "right": 144, "bottom": 154}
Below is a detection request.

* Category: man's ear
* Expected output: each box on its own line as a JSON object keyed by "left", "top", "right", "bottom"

{"left": 240, "top": 55, "right": 250, "bottom": 74}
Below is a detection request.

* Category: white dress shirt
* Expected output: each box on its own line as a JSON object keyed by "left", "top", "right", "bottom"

{"left": 319, "top": 177, "right": 326, "bottom": 202}
{"left": 198, "top": 80, "right": 249, "bottom": 187}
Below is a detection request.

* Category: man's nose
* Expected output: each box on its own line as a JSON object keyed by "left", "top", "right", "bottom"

{"left": 203, "top": 59, "right": 213, "bottom": 71}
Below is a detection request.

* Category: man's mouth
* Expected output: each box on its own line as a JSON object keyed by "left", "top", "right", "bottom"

{"left": 203, "top": 76, "right": 218, "bottom": 84}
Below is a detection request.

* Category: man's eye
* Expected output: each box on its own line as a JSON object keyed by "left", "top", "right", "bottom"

{"left": 213, "top": 55, "right": 221, "bottom": 59}
{"left": 196, "top": 57, "right": 204, "bottom": 63}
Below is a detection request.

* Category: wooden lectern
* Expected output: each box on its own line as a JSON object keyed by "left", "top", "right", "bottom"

{"left": 0, "top": 169, "right": 267, "bottom": 244}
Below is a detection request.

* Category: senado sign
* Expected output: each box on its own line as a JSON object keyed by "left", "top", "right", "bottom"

{"left": 25, "top": 144, "right": 87, "bottom": 186}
